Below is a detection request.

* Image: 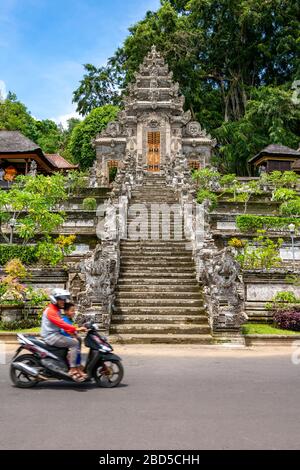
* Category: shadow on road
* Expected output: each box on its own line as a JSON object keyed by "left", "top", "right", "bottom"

{"left": 10, "top": 382, "right": 128, "bottom": 392}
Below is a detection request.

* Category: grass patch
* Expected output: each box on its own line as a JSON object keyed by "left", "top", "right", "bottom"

{"left": 0, "top": 327, "right": 40, "bottom": 334}
{"left": 242, "top": 323, "right": 300, "bottom": 336}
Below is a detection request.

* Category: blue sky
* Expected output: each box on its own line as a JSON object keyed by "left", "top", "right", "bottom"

{"left": 0, "top": 0, "right": 160, "bottom": 125}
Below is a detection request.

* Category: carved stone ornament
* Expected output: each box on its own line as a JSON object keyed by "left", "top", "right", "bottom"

{"left": 105, "top": 121, "right": 121, "bottom": 137}
{"left": 186, "top": 121, "right": 202, "bottom": 137}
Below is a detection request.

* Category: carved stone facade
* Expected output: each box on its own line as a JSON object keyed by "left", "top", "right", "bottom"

{"left": 94, "top": 45, "right": 216, "bottom": 183}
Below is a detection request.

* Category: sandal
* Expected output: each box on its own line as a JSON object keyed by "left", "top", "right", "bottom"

{"left": 69, "top": 368, "right": 85, "bottom": 383}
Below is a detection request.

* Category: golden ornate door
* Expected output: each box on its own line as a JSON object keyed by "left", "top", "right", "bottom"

{"left": 147, "top": 131, "right": 160, "bottom": 172}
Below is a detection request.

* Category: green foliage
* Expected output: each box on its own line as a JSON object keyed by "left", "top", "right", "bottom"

{"left": 192, "top": 168, "right": 220, "bottom": 189}
{"left": 0, "top": 245, "right": 38, "bottom": 265}
{"left": 272, "top": 188, "right": 298, "bottom": 202}
{"left": 216, "top": 87, "right": 300, "bottom": 174}
{"left": 261, "top": 170, "right": 298, "bottom": 190}
{"left": 72, "top": 0, "right": 299, "bottom": 173}
{"left": 236, "top": 215, "right": 300, "bottom": 233}
{"left": 82, "top": 198, "right": 97, "bottom": 211}
{"left": 68, "top": 105, "right": 119, "bottom": 169}
{"left": 35, "top": 235, "right": 75, "bottom": 266}
{"left": 280, "top": 199, "right": 300, "bottom": 216}
{"left": 219, "top": 174, "right": 238, "bottom": 188}
{"left": 0, "top": 174, "right": 68, "bottom": 244}
{"left": 0, "top": 319, "right": 40, "bottom": 331}
{"left": 66, "top": 170, "right": 88, "bottom": 195}
{"left": 0, "top": 93, "right": 64, "bottom": 154}
{"left": 236, "top": 230, "right": 283, "bottom": 271}
{"left": 265, "top": 291, "right": 299, "bottom": 312}
{"left": 196, "top": 189, "right": 218, "bottom": 210}
{"left": 109, "top": 167, "right": 118, "bottom": 183}
{"left": 73, "top": 64, "right": 122, "bottom": 116}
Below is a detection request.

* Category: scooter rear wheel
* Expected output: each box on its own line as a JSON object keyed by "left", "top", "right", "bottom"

{"left": 10, "top": 354, "right": 40, "bottom": 388}
{"left": 93, "top": 360, "right": 124, "bottom": 388}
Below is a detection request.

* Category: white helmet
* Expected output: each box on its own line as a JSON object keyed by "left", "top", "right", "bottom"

{"left": 50, "top": 288, "right": 70, "bottom": 304}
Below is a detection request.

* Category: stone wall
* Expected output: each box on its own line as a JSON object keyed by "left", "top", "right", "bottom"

{"left": 243, "top": 270, "right": 300, "bottom": 322}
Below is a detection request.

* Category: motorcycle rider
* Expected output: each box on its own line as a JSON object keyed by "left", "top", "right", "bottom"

{"left": 41, "top": 288, "right": 87, "bottom": 381}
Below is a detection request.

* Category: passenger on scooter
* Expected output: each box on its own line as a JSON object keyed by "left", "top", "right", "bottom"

{"left": 61, "top": 302, "right": 82, "bottom": 369}
{"left": 41, "top": 288, "right": 87, "bottom": 381}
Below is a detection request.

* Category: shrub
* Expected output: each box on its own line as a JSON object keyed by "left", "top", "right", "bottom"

{"left": 196, "top": 189, "right": 218, "bottom": 210}
{"left": 274, "top": 310, "right": 300, "bottom": 331}
{"left": 192, "top": 168, "right": 220, "bottom": 189}
{"left": 35, "top": 235, "right": 75, "bottom": 266}
{"left": 82, "top": 197, "right": 97, "bottom": 210}
{"left": 236, "top": 230, "right": 283, "bottom": 271}
{"left": 272, "top": 188, "right": 298, "bottom": 202}
{"left": 219, "top": 174, "right": 238, "bottom": 188}
{"left": 265, "top": 291, "right": 299, "bottom": 311}
{"left": 0, "top": 245, "right": 38, "bottom": 265}
{"left": 280, "top": 198, "right": 300, "bottom": 216}
{"left": 236, "top": 215, "right": 300, "bottom": 232}
{"left": 0, "top": 319, "right": 39, "bottom": 331}
{"left": 228, "top": 238, "right": 245, "bottom": 249}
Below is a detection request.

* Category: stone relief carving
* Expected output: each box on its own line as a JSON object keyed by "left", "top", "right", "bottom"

{"left": 28, "top": 160, "right": 37, "bottom": 177}
{"left": 186, "top": 121, "right": 202, "bottom": 137}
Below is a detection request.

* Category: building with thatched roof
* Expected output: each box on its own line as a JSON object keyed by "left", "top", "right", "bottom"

{"left": 0, "top": 130, "right": 77, "bottom": 180}
{"left": 248, "top": 144, "right": 300, "bottom": 173}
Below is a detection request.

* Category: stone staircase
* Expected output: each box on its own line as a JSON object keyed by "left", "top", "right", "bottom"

{"left": 110, "top": 173, "right": 213, "bottom": 344}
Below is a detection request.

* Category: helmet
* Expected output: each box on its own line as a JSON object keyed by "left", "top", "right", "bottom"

{"left": 50, "top": 288, "right": 70, "bottom": 304}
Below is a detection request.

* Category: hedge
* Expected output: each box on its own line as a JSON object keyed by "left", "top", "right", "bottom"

{"left": 236, "top": 215, "right": 300, "bottom": 233}
{"left": 0, "top": 245, "right": 38, "bottom": 265}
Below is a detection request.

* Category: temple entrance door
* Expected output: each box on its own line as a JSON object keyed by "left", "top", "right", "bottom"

{"left": 147, "top": 131, "right": 160, "bottom": 172}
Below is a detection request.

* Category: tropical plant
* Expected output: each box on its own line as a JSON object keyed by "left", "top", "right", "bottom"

{"left": 68, "top": 105, "right": 119, "bottom": 169}
{"left": 272, "top": 188, "right": 298, "bottom": 202}
{"left": 280, "top": 199, "right": 300, "bottom": 216}
{"left": 0, "top": 259, "right": 47, "bottom": 307}
{"left": 236, "top": 215, "right": 300, "bottom": 233}
{"left": 196, "top": 189, "right": 218, "bottom": 210}
{"left": 265, "top": 291, "right": 299, "bottom": 312}
{"left": 235, "top": 230, "right": 283, "bottom": 271}
{"left": 0, "top": 174, "right": 67, "bottom": 244}
{"left": 82, "top": 198, "right": 97, "bottom": 211}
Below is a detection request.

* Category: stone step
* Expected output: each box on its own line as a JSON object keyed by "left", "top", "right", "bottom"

{"left": 111, "top": 314, "right": 208, "bottom": 324}
{"left": 114, "top": 306, "right": 205, "bottom": 315}
{"left": 108, "top": 334, "right": 213, "bottom": 345}
{"left": 117, "top": 285, "right": 201, "bottom": 292}
{"left": 121, "top": 241, "right": 189, "bottom": 246}
{"left": 118, "top": 273, "right": 198, "bottom": 286}
{"left": 116, "top": 291, "right": 202, "bottom": 299}
{"left": 115, "top": 298, "right": 203, "bottom": 307}
{"left": 120, "top": 252, "right": 192, "bottom": 258}
{"left": 120, "top": 266, "right": 196, "bottom": 273}
{"left": 121, "top": 261, "right": 194, "bottom": 267}
{"left": 110, "top": 324, "right": 211, "bottom": 335}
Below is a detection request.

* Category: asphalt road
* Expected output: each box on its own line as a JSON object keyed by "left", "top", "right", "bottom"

{"left": 1, "top": 345, "right": 300, "bottom": 450}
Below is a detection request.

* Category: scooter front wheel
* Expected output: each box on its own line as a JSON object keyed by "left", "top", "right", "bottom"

{"left": 93, "top": 360, "right": 124, "bottom": 388}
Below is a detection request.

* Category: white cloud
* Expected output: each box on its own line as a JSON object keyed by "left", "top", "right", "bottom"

{"left": 52, "top": 111, "right": 81, "bottom": 129}
{"left": 0, "top": 80, "right": 7, "bottom": 101}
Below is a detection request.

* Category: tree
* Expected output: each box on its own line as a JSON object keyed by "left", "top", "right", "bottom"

{"left": 73, "top": 0, "right": 299, "bottom": 127}
{"left": 0, "top": 174, "right": 68, "bottom": 244}
{"left": 68, "top": 105, "right": 119, "bottom": 169}
{"left": 0, "top": 93, "right": 65, "bottom": 155}
{"left": 73, "top": 64, "right": 122, "bottom": 116}
{"left": 215, "top": 86, "right": 300, "bottom": 174}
